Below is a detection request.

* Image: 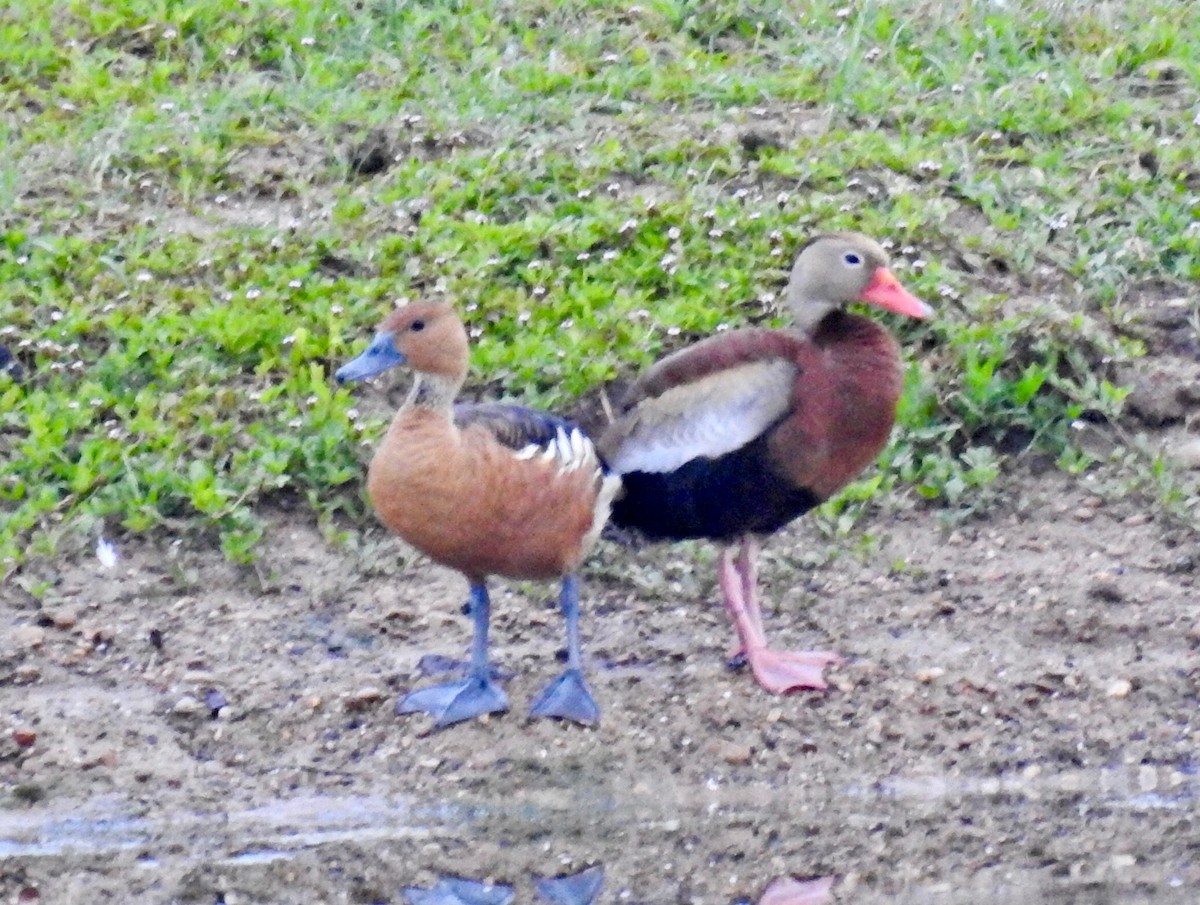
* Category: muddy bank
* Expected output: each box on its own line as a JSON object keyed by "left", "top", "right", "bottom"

{"left": 2, "top": 470, "right": 1198, "bottom": 902}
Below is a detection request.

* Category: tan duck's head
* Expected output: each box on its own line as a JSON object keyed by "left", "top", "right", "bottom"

{"left": 336, "top": 301, "right": 469, "bottom": 387}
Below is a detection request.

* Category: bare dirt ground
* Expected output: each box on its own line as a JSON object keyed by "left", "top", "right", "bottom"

{"left": 2, "top": 457, "right": 1198, "bottom": 904}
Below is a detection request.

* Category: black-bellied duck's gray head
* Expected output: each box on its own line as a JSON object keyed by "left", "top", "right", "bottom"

{"left": 335, "top": 332, "right": 405, "bottom": 383}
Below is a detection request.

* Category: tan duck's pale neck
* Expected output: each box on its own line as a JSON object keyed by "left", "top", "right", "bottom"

{"left": 404, "top": 372, "right": 463, "bottom": 413}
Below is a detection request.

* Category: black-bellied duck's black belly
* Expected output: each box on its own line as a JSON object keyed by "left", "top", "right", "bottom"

{"left": 610, "top": 432, "right": 818, "bottom": 542}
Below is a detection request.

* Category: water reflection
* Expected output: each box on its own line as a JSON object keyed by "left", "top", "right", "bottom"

{"left": 402, "top": 867, "right": 832, "bottom": 905}
{"left": 1, "top": 763, "right": 1197, "bottom": 903}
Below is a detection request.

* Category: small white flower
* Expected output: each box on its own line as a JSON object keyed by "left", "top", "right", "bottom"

{"left": 330, "top": 304, "right": 343, "bottom": 315}
{"left": 300, "top": 36, "right": 315, "bottom": 46}
{"left": 668, "top": 227, "right": 681, "bottom": 240}
{"left": 288, "top": 279, "right": 302, "bottom": 289}
{"left": 96, "top": 537, "right": 119, "bottom": 570}
{"left": 246, "top": 288, "right": 261, "bottom": 300}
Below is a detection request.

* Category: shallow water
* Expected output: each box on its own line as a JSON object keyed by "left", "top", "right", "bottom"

{"left": 3, "top": 764, "right": 1195, "bottom": 904}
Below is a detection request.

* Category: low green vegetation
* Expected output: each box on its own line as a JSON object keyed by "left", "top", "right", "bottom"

{"left": 2, "top": 1, "right": 1197, "bottom": 573}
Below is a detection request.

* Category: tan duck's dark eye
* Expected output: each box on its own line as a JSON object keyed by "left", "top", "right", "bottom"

{"left": 843, "top": 252, "right": 862, "bottom": 266}
{"left": 410, "top": 320, "right": 426, "bottom": 332}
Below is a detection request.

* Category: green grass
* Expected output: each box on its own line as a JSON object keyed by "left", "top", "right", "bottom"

{"left": 2, "top": 0, "right": 1197, "bottom": 573}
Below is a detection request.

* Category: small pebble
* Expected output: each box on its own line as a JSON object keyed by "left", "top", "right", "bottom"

{"left": 1122, "top": 513, "right": 1151, "bottom": 527}
{"left": 46, "top": 607, "right": 78, "bottom": 630}
{"left": 13, "top": 729, "right": 37, "bottom": 748}
{"left": 1072, "top": 508, "right": 1096, "bottom": 522}
{"left": 204, "top": 689, "right": 228, "bottom": 718}
{"left": 707, "top": 740, "right": 754, "bottom": 766}
{"left": 914, "top": 667, "right": 945, "bottom": 683}
{"left": 171, "top": 695, "right": 206, "bottom": 716}
{"left": 1087, "top": 575, "right": 1124, "bottom": 603}
{"left": 1105, "top": 678, "right": 1133, "bottom": 699}
{"left": 344, "top": 686, "right": 385, "bottom": 712}
{"left": 1170, "top": 437, "right": 1200, "bottom": 471}
{"left": 14, "top": 625, "right": 46, "bottom": 649}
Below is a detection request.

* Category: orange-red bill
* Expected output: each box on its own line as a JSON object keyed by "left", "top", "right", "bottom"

{"left": 859, "top": 266, "right": 933, "bottom": 319}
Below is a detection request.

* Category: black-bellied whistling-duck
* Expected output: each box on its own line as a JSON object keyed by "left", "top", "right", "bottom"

{"left": 599, "top": 232, "right": 931, "bottom": 694}
{"left": 336, "top": 302, "right": 620, "bottom": 727}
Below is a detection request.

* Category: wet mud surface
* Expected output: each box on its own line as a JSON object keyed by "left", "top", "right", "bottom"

{"left": 2, "top": 470, "right": 1198, "bottom": 903}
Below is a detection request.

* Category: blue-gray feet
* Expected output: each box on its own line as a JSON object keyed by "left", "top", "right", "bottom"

{"left": 403, "top": 877, "right": 514, "bottom": 905}
{"left": 398, "top": 579, "right": 601, "bottom": 729}
{"left": 398, "top": 584, "right": 509, "bottom": 728}
{"left": 528, "top": 574, "right": 600, "bottom": 726}
{"left": 529, "top": 668, "right": 599, "bottom": 725}
{"left": 396, "top": 672, "right": 509, "bottom": 728}
{"left": 534, "top": 866, "right": 604, "bottom": 905}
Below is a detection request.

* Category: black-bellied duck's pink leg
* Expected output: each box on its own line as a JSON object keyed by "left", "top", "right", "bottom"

{"left": 720, "top": 537, "right": 841, "bottom": 694}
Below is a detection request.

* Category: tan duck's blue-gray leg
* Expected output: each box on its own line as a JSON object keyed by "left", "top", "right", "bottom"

{"left": 397, "top": 584, "right": 508, "bottom": 727}
{"left": 529, "top": 574, "right": 599, "bottom": 725}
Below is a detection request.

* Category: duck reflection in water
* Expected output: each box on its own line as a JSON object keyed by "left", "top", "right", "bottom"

{"left": 402, "top": 866, "right": 832, "bottom": 905}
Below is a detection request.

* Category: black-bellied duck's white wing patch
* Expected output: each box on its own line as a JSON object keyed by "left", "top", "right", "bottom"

{"left": 603, "top": 358, "right": 795, "bottom": 475}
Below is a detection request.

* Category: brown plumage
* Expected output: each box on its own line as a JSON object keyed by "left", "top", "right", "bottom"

{"left": 336, "top": 302, "right": 620, "bottom": 727}
{"left": 599, "top": 232, "right": 931, "bottom": 695}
